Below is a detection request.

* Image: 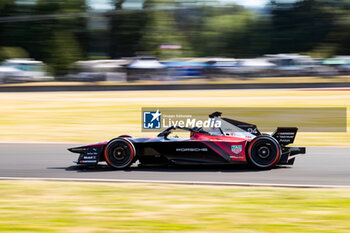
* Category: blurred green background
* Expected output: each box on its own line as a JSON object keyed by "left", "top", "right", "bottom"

{"left": 2, "top": 0, "right": 350, "bottom": 75}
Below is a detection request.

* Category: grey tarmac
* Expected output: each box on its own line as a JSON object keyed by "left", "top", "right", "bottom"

{"left": 0, "top": 143, "right": 349, "bottom": 187}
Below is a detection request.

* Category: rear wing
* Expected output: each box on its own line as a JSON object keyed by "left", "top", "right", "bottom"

{"left": 271, "top": 127, "right": 298, "bottom": 145}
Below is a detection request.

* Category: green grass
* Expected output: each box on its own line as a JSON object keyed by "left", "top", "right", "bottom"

{"left": 0, "top": 181, "right": 349, "bottom": 233}
{"left": 0, "top": 89, "right": 349, "bottom": 145}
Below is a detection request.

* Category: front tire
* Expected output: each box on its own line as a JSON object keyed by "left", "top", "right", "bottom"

{"left": 247, "top": 136, "right": 281, "bottom": 169}
{"left": 119, "top": 135, "right": 133, "bottom": 138}
{"left": 104, "top": 138, "right": 135, "bottom": 169}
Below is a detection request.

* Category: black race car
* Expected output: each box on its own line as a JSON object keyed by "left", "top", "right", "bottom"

{"left": 68, "top": 112, "right": 305, "bottom": 169}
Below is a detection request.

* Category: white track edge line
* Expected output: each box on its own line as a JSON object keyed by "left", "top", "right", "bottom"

{"left": 0, "top": 177, "right": 349, "bottom": 188}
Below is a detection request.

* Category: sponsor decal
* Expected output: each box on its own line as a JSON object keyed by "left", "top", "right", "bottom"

{"left": 86, "top": 152, "right": 98, "bottom": 156}
{"left": 231, "top": 145, "right": 242, "bottom": 154}
{"left": 80, "top": 160, "right": 97, "bottom": 163}
{"left": 143, "top": 110, "right": 161, "bottom": 129}
{"left": 86, "top": 147, "right": 99, "bottom": 156}
{"left": 176, "top": 148, "right": 208, "bottom": 152}
{"left": 83, "top": 156, "right": 97, "bottom": 160}
{"left": 279, "top": 139, "right": 292, "bottom": 143}
{"left": 278, "top": 132, "right": 295, "bottom": 135}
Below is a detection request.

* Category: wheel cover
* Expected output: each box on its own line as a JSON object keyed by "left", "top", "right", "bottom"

{"left": 248, "top": 137, "right": 280, "bottom": 168}
{"left": 257, "top": 146, "right": 270, "bottom": 159}
{"left": 112, "top": 146, "right": 128, "bottom": 161}
{"left": 105, "top": 139, "right": 135, "bottom": 168}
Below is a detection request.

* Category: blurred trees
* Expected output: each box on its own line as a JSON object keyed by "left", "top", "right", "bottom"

{"left": 139, "top": 2, "right": 194, "bottom": 57}
{"left": 313, "top": 0, "right": 350, "bottom": 56}
{"left": 109, "top": 0, "right": 148, "bottom": 58}
{"left": 3, "top": 0, "right": 350, "bottom": 75}
{"left": 49, "top": 31, "right": 84, "bottom": 75}
{"left": 268, "top": 0, "right": 338, "bottom": 56}
{"left": 268, "top": 0, "right": 350, "bottom": 57}
{"left": 109, "top": 1, "right": 270, "bottom": 58}
{"left": 0, "top": 46, "right": 29, "bottom": 61}
{"left": 193, "top": 6, "right": 270, "bottom": 57}
{"left": 110, "top": 0, "right": 194, "bottom": 58}
{"left": 0, "top": 0, "right": 87, "bottom": 75}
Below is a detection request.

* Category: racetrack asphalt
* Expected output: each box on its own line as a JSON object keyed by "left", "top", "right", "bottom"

{"left": 0, "top": 143, "right": 349, "bottom": 187}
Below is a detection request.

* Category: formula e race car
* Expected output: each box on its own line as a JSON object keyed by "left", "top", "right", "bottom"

{"left": 68, "top": 112, "right": 305, "bottom": 169}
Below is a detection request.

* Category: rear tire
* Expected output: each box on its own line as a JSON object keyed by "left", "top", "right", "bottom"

{"left": 247, "top": 136, "right": 281, "bottom": 169}
{"left": 104, "top": 138, "right": 135, "bottom": 169}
